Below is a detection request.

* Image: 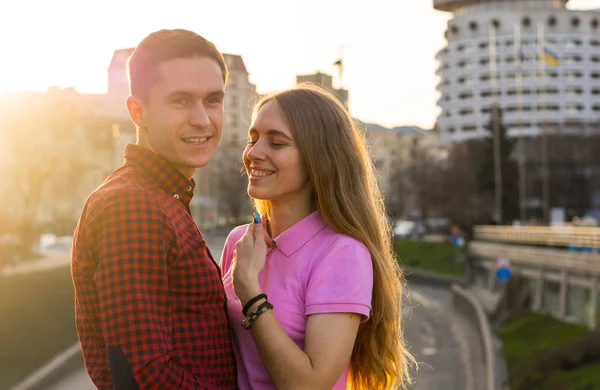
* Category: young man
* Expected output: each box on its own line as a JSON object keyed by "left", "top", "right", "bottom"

{"left": 71, "top": 29, "right": 237, "bottom": 389}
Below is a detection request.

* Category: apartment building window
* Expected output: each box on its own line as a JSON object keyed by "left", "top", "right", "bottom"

{"left": 522, "top": 17, "right": 531, "bottom": 28}
{"left": 481, "top": 74, "right": 500, "bottom": 81}
{"left": 592, "top": 73, "right": 600, "bottom": 79}
{"left": 506, "top": 106, "right": 532, "bottom": 112}
{"left": 591, "top": 56, "right": 600, "bottom": 63}
{"left": 565, "top": 38, "right": 583, "bottom": 48}
{"left": 458, "top": 91, "right": 474, "bottom": 99}
{"left": 565, "top": 71, "right": 584, "bottom": 80}
{"left": 564, "top": 54, "right": 582, "bottom": 64}
{"left": 593, "top": 105, "right": 600, "bottom": 112}
{"left": 479, "top": 42, "right": 489, "bottom": 49}
{"left": 458, "top": 75, "right": 473, "bottom": 85}
{"left": 571, "top": 17, "right": 580, "bottom": 28}
{"left": 462, "top": 125, "right": 477, "bottom": 132}
{"left": 481, "top": 90, "right": 500, "bottom": 98}
{"left": 591, "top": 39, "right": 600, "bottom": 47}
{"left": 459, "top": 108, "right": 474, "bottom": 116}
{"left": 566, "top": 104, "right": 584, "bottom": 113}
{"left": 538, "top": 87, "right": 559, "bottom": 95}
{"left": 538, "top": 105, "right": 560, "bottom": 112}
{"left": 592, "top": 88, "right": 600, "bottom": 96}
{"left": 566, "top": 87, "right": 584, "bottom": 96}
{"left": 469, "top": 22, "right": 478, "bottom": 32}
{"left": 592, "top": 19, "right": 599, "bottom": 30}
{"left": 457, "top": 59, "right": 472, "bottom": 68}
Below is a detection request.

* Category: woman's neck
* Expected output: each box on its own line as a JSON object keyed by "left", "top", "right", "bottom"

{"left": 268, "top": 198, "right": 315, "bottom": 238}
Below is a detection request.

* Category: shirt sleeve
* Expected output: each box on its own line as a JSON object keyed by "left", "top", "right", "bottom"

{"left": 305, "top": 239, "right": 374, "bottom": 321}
{"left": 92, "top": 192, "right": 214, "bottom": 389}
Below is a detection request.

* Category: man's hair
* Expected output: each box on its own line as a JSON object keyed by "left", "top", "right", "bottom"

{"left": 127, "top": 29, "right": 228, "bottom": 102}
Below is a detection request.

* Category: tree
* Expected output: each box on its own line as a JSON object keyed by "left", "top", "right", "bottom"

{"left": 438, "top": 140, "right": 491, "bottom": 236}
{"left": 215, "top": 141, "right": 252, "bottom": 224}
{"left": 0, "top": 90, "right": 114, "bottom": 257}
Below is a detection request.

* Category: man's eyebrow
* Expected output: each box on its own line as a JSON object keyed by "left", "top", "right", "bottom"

{"left": 206, "top": 90, "right": 225, "bottom": 99}
{"left": 165, "top": 90, "right": 193, "bottom": 98}
{"left": 249, "top": 128, "right": 293, "bottom": 140}
{"left": 164, "top": 89, "right": 225, "bottom": 99}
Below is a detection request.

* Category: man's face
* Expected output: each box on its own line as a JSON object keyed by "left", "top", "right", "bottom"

{"left": 130, "top": 56, "right": 225, "bottom": 178}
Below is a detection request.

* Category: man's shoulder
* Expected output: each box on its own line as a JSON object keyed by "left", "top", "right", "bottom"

{"left": 84, "top": 172, "right": 162, "bottom": 218}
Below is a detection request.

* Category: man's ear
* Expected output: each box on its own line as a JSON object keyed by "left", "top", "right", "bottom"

{"left": 126, "top": 95, "right": 146, "bottom": 128}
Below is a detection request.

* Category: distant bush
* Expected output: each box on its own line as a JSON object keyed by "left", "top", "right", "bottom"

{"left": 500, "top": 313, "right": 600, "bottom": 390}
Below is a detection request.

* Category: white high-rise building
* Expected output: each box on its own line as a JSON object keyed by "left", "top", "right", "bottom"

{"left": 434, "top": 0, "right": 600, "bottom": 144}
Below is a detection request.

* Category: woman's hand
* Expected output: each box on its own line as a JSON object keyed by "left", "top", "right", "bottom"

{"left": 232, "top": 213, "right": 268, "bottom": 305}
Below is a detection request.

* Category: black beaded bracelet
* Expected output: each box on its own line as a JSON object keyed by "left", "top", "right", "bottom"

{"left": 241, "top": 300, "right": 273, "bottom": 330}
{"left": 242, "top": 293, "right": 267, "bottom": 317}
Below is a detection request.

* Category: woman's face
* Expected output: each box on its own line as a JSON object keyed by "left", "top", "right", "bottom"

{"left": 243, "top": 101, "right": 312, "bottom": 204}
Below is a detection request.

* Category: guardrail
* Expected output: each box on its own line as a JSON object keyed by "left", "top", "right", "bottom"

{"left": 474, "top": 225, "right": 600, "bottom": 249}
{"left": 452, "top": 284, "right": 498, "bottom": 390}
{"left": 469, "top": 241, "right": 600, "bottom": 329}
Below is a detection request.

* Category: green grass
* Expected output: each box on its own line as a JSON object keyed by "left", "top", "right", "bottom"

{"left": 499, "top": 313, "right": 600, "bottom": 390}
{"left": 0, "top": 265, "right": 78, "bottom": 389}
{"left": 394, "top": 238, "right": 466, "bottom": 276}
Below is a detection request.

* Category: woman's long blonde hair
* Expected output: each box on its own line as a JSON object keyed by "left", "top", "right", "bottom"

{"left": 252, "top": 84, "right": 415, "bottom": 389}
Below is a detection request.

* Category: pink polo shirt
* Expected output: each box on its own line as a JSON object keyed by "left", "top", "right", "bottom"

{"left": 220, "top": 211, "right": 374, "bottom": 390}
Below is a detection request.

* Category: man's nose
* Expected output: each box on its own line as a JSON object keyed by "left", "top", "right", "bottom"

{"left": 190, "top": 103, "right": 210, "bottom": 128}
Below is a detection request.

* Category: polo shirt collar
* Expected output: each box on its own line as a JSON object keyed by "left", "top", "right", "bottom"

{"left": 272, "top": 211, "right": 327, "bottom": 257}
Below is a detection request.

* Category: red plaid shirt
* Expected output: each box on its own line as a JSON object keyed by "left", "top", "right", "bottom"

{"left": 72, "top": 144, "right": 237, "bottom": 389}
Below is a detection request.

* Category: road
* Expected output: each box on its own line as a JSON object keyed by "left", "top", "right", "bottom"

{"left": 47, "top": 235, "right": 479, "bottom": 390}
{"left": 405, "top": 284, "right": 480, "bottom": 390}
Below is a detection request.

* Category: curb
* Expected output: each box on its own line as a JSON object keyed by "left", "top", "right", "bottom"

{"left": 9, "top": 343, "right": 83, "bottom": 390}
{"left": 451, "top": 284, "right": 497, "bottom": 390}
{"left": 403, "top": 267, "right": 468, "bottom": 288}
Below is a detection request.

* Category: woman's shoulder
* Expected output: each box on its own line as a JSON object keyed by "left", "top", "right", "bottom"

{"left": 319, "top": 226, "right": 370, "bottom": 254}
{"left": 225, "top": 224, "right": 249, "bottom": 244}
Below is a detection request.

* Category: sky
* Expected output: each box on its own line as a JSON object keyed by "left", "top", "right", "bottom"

{"left": 0, "top": 0, "right": 598, "bottom": 129}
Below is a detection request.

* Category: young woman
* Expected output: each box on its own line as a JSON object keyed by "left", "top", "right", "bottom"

{"left": 220, "top": 85, "right": 414, "bottom": 389}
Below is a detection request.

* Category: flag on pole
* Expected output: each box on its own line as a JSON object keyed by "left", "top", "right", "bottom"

{"left": 541, "top": 47, "right": 560, "bottom": 67}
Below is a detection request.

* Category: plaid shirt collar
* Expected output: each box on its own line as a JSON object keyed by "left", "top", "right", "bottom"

{"left": 124, "top": 144, "right": 196, "bottom": 206}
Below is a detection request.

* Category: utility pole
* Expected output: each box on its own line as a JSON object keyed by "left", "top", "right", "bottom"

{"left": 490, "top": 24, "right": 503, "bottom": 224}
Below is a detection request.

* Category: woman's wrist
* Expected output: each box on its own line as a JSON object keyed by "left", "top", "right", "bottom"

{"left": 237, "top": 283, "right": 263, "bottom": 308}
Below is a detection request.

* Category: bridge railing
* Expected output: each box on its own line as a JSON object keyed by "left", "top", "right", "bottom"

{"left": 469, "top": 238, "right": 600, "bottom": 330}
{"left": 474, "top": 225, "right": 600, "bottom": 249}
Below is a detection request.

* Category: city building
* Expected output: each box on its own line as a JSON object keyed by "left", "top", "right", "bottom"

{"left": 360, "top": 121, "right": 443, "bottom": 196}
{"left": 296, "top": 72, "right": 349, "bottom": 109}
{"left": 434, "top": 0, "right": 600, "bottom": 144}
